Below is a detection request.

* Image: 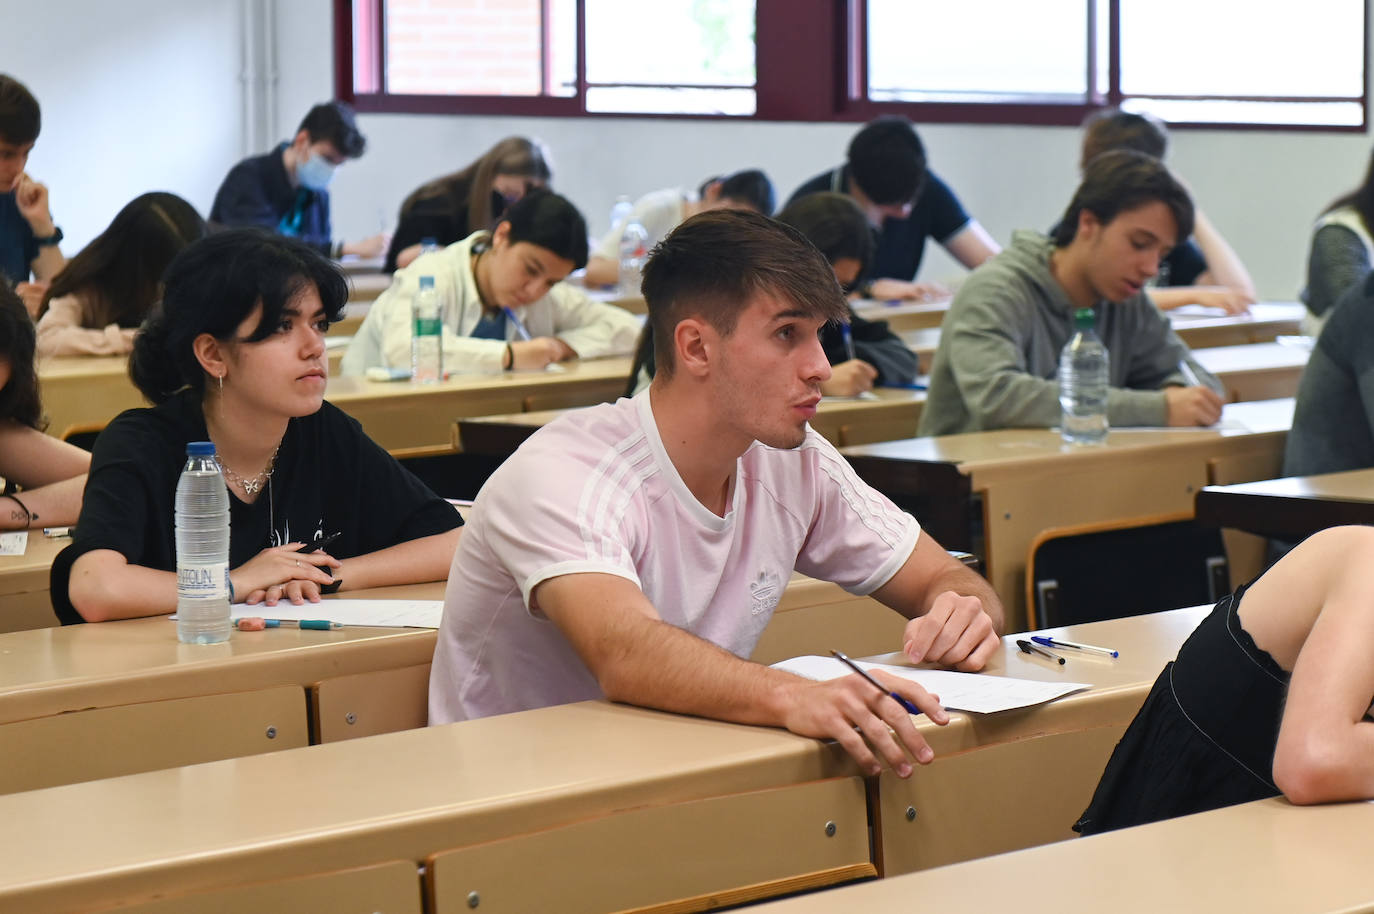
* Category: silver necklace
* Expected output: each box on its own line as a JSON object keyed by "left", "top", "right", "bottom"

{"left": 216, "top": 443, "right": 281, "bottom": 496}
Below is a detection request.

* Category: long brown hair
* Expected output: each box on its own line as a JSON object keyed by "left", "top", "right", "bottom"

{"left": 42, "top": 192, "right": 206, "bottom": 329}
{"left": 400, "top": 137, "right": 552, "bottom": 235}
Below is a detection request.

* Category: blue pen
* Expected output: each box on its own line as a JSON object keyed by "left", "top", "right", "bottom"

{"left": 839, "top": 322, "right": 857, "bottom": 362}
{"left": 1031, "top": 635, "right": 1118, "bottom": 658}
{"left": 501, "top": 306, "right": 533, "bottom": 341}
{"left": 830, "top": 650, "right": 923, "bottom": 715}
{"left": 237, "top": 618, "right": 342, "bottom": 631}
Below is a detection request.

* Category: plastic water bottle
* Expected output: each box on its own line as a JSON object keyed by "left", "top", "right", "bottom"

{"left": 175, "top": 441, "right": 231, "bottom": 644}
{"left": 411, "top": 275, "right": 443, "bottom": 383}
{"left": 608, "top": 195, "right": 633, "bottom": 234}
{"left": 419, "top": 236, "right": 441, "bottom": 256}
{"left": 618, "top": 219, "right": 650, "bottom": 296}
{"left": 1058, "top": 307, "right": 1109, "bottom": 445}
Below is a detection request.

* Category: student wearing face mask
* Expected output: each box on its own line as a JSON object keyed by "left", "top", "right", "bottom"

{"left": 342, "top": 190, "right": 641, "bottom": 376}
{"left": 209, "top": 101, "right": 387, "bottom": 260}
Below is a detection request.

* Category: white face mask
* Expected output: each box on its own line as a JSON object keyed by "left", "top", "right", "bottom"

{"left": 297, "top": 152, "right": 337, "bottom": 191}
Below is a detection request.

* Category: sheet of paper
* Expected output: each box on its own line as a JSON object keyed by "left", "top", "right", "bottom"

{"left": 175, "top": 599, "right": 445, "bottom": 628}
{"left": 0, "top": 531, "right": 27, "bottom": 556}
{"left": 771, "top": 655, "right": 1089, "bottom": 714}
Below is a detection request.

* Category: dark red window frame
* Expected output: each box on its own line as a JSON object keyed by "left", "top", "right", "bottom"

{"left": 334, "top": 0, "right": 1367, "bottom": 131}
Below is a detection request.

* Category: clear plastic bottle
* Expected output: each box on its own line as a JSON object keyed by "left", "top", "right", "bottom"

{"left": 419, "top": 236, "right": 441, "bottom": 256}
{"left": 608, "top": 195, "right": 633, "bottom": 235}
{"left": 618, "top": 219, "right": 650, "bottom": 297}
{"left": 411, "top": 275, "right": 443, "bottom": 383}
{"left": 175, "top": 441, "right": 231, "bottom": 644}
{"left": 1058, "top": 307, "right": 1110, "bottom": 445}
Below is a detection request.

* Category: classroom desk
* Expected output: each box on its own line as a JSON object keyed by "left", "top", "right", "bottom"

{"left": 346, "top": 270, "right": 391, "bottom": 304}
{"left": 0, "top": 533, "right": 67, "bottom": 632}
{"left": 853, "top": 297, "right": 951, "bottom": 332}
{"left": 1196, "top": 466, "right": 1374, "bottom": 541}
{"left": 1192, "top": 340, "right": 1309, "bottom": 402}
{"left": 0, "top": 605, "right": 1201, "bottom": 912}
{"left": 0, "top": 569, "right": 905, "bottom": 793}
{"left": 456, "top": 387, "right": 927, "bottom": 459}
{"left": 898, "top": 302, "right": 1307, "bottom": 375}
{"left": 751, "top": 796, "right": 1374, "bottom": 913}
{"left": 326, "top": 299, "right": 370, "bottom": 337}
{"left": 318, "top": 356, "right": 634, "bottom": 457}
{"left": 38, "top": 350, "right": 348, "bottom": 441}
{"left": 841, "top": 398, "right": 1294, "bottom": 631}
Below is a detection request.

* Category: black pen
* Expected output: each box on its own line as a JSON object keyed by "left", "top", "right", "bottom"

{"left": 1017, "top": 639, "right": 1065, "bottom": 665}
{"left": 301, "top": 532, "right": 342, "bottom": 554}
{"left": 830, "top": 650, "right": 923, "bottom": 715}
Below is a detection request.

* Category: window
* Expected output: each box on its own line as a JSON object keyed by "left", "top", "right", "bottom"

{"left": 858, "top": 0, "right": 1366, "bottom": 129}
{"left": 342, "top": 0, "right": 757, "bottom": 117}
{"left": 337, "top": 0, "right": 1367, "bottom": 129}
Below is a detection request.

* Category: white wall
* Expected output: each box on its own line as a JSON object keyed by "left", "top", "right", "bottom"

{"left": 6, "top": 0, "right": 1371, "bottom": 300}
{"left": 0, "top": 0, "right": 243, "bottom": 250}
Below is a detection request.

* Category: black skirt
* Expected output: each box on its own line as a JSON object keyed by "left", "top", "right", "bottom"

{"left": 1074, "top": 584, "right": 1289, "bottom": 836}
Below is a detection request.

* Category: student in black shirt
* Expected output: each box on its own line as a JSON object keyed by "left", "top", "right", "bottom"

{"left": 51, "top": 230, "right": 463, "bottom": 624}
{"left": 786, "top": 117, "right": 1000, "bottom": 302}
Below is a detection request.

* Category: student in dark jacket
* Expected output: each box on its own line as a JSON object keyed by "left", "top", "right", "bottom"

{"left": 209, "top": 101, "right": 386, "bottom": 260}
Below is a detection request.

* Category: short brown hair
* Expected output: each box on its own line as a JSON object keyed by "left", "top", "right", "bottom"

{"left": 641, "top": 209, "right": 849, "bottom": 379}
{"left": 1080, "top": 108, "right": 1168, "bottom": 171}
{"left": 0, "top": 74, "right": 40, "bottom": 146}
{"left": 1053, "top": 149, "right": 1194, "bottom": 248}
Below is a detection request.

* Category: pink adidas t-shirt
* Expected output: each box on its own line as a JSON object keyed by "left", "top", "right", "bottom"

{"left": 428, "top": 391, "right": 920, "bottom": 723}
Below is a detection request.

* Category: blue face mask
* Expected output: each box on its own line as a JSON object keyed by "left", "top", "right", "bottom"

{"left": 297, "top": 152, "right": 337, "bottom": 191}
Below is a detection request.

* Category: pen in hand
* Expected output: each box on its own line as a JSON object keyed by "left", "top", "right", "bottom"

{"left": 1177, "top": 360, "right": 1202, "bottom": 388}
{"left": 830, "top": 650, "right": 924, "bottom": 715}
{"left": 502, "top": 306, "right": 534, "bottom": 341}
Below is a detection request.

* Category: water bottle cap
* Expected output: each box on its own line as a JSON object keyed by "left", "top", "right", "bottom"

{"left": 186, "top": 441, "right": 216, "bottom": 457}
{"left": 420, "top": 237, "right": 437, "bottom": 247}
{"left": 418, "top": 275, "right": 435, "bottom": 289}
{"left": 1074, "top": 308, "right": 1096, "bottom": 329}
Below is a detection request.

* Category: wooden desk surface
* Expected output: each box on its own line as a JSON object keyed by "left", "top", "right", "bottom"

{"left": 327, "top": 356, "right": 633, "bottom": 456}
{"left": 1196, "top": 466, "right": 1374, "bottom": 541}
{"left": 1193, "top": 340, "right": 1309, "bottom": 402}
{"left": 853, "top": 298, "right": 951, "bottom": 332}
{"left": 752, "top": 796, "right": 1374, "bottom": 913}
{"left": 843, "top": 399, "right": 1293, "bottom": 630}
{"left": 0, "top": 534, "right": 68, "bottom": 632}
{"left": 456, "top": 387, "right": 926, "bottom": 457}
{"left": 0, "top": 605, "right": 1202, "bottom": 911}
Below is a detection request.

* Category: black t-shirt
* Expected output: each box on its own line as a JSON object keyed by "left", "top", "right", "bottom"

{"left": 786, "top": 165, "right": 972, "bottom": 282}
{"left": 818, "top": 308, "right": 919, "bottom": 385}
{"left": 50, "top": 392, "right": 463, "bottom": 624}
{"left": 384, "top": 189, "right": 509, "bottom": 272}
{"left": 209, "top": 144, "right": 333, "bottom": 255}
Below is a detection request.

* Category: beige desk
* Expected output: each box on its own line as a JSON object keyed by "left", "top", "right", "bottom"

{"left": 1197, "top": 466, "right": 1374, "bottom": 541}
{"left": 327, "top": 356, "right": 633, "bottom": 457}
{"left": 0, "top": 533, "right": 67, "bottom": 632}
{"left": 0, "top": 703, "right": 865, "bottom": 914}
{"left": 1193, "top": 340, "right": 1309, "bottom": 402}
{"left": 457, "top": 387, "right": 926, "bottom": 460}
{"left": 346, "top": 270, "right": 391, "bottom": 304}
{"left": 843, "top": 398, "right": 1294, "bottom": 631}
{"left": 0, "top": 572, "right": 899, "bottom": 795}
{"left": 900, "top": 302, "right": 1307, "bottom": 375}
{"left": 0, "top": 581, "right": 446, "bottom": 795}
{"left": 39, "top": 350, "right": 348, "bottom": 441}
{"left": 752, "top": 796, "right": 1374, "bottom": 913}
{"left": 853, "top": 298, "right": 951, "bottom": 332}
{"left": 0, "top": 606, "right": 1200, "bottom": 913}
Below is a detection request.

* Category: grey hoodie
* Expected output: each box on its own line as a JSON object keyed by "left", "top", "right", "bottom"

{"left": 919, "top": 231, "right": 1222, "bottom": 436}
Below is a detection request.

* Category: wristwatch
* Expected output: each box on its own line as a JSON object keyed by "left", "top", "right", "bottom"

{"left": 33, "top": 226, "right": 63, "bottom": 247}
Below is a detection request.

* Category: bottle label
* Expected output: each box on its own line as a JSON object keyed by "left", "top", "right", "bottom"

{"left": 413, "top": 316, "right": 442, "bottom": 336}
{"left": 177, "top": 562, "right": 229, "bottom": 599}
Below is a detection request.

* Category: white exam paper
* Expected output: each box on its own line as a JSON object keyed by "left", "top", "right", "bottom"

{"left": 0, "top": 531, "right": 28, "bottom": 556}
{"left": 771, "top": 655, "right": 1089, "bottom": 714}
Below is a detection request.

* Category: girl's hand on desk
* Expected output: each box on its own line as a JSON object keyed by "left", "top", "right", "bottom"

{"left": 821, "top": 359, "right": 877, "bottom": 397}
{"left": 510, "top": 337, "right": 574, "bottom": 371}
{"left": 233, "top": 543, "right": 340, "bottom": 605}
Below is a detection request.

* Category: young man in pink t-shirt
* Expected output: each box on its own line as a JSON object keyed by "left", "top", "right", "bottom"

{"left": 429, "top": 209, "right": 1003, "bottom": 778}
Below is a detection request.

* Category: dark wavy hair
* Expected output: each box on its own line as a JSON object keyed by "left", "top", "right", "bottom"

{"left": 402, "top": 136, "right": 553, "bottom": 238}
{"left": 129, "top": 229, "right": 348, "bottom": 404}
{"left": 847, "top": 117, "right": 927, "bottom": 207}
{"left": 0, "top": 283, "right": 43, "bottom": 429}
{"left": 1324, "top": 145, "right": 1374, "bottom": 237}
{"left": 1052, "top": 150, "right": 1194, "bottom": 248}
{"left": 298, "top": 101, "right": 366, "bottom": 159}
{"left": 699, "top": 169, "right": 776, "bottom": 216}
{"left": 42, "top": 192, "right": 206, "bottom": 329}
{"left": 776, "top": 192, "right": 875, "bottom": 277}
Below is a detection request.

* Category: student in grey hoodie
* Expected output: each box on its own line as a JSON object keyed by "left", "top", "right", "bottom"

{"left": 920, "top": 150, "right": 1224, "bottom": 436}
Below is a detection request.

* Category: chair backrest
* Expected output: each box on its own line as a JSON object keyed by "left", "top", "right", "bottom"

{"left": 1027, "top": 519, "right": 1229, "bottom": 629}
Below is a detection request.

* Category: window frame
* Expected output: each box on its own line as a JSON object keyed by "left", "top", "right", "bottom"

{"left": 334, "top": 0, "right": 1368, "bottom": 131}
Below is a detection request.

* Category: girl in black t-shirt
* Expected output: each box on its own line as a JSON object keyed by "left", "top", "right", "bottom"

{"left": 54, "top": 230, "right": 462, "bottom": 623}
